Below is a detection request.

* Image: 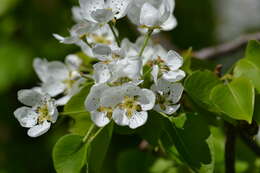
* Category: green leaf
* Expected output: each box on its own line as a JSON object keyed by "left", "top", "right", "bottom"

{"left": 0, "top": 0, "right": 19, "bottom": 16}
{"left": 245, "top": 40, "right": 260, "bottom": 67}
{"left": 210, "top": 77, "right": 255, "bottom": 123}
{"left": 64, "top": 84, "right": 92, "bottom": 115}
{"left": 137, "top": 111, "right": 164, "bottom": 146}
{"left": 117, "top": 149, "right": 156, "bottom": 173}
{"left": 234, "top": 40, "right": 260, "bottom": 93}
{"left": 53, "top": 134, "right": 88, "bottom": 173}
{"left": 184, "top": 70, "right": 221, "bottom": 111}
{"left": 64, "top": 84, "right": 93, "bottom": 136}
{"left": 160, "top": 113, "right": 215, "bottom": 173}
{"left": 87, "top": 123, "right": 114, "bottom": 173}
{"left": 253, "top": 95, "right": 260, "bottom": 124}
{"left": 234, "top": 59, "right": 260, "bottom": 93}
{"left": 68, "top": 113, "right": 92, "bottom": 136}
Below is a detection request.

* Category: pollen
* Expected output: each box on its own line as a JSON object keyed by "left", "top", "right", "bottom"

{"left": 37, "top": 104, "right": 51, "bottom": 124}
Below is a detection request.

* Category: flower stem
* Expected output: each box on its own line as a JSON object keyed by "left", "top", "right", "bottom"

{"left": 82, "top": 124, "right": 95, "bottom": 143}
{"left": 225, "top": 122, "right": 236, "bottom": 173}
{"left": 82, "top": 124, "right": 104, "bottom": 144}
{"left": 138, "top": 28, "right": 154, "bottom": 57}
{"left": 109, "top": 22, "right": 121, "bottom": 47}
{"left": 60, "top": 110, "right": 87, "bottom": 116}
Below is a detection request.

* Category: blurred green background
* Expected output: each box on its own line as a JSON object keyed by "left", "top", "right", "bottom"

{"left": 0, "top": 0, "right": 260, "bottom": 172}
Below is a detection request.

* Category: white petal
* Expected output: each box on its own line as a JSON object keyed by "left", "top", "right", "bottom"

{"left": 18, "top": 89, "right": 43, "bottom": 106}
{"left": 154, "top": 104, "right": 180, "bottom": 115}
{"left": 127, "top": 1, "right": 142, "bottom": 25}
{"left": 56, "top": 95, "right": 72, "bottom": 106}
{"left": 162, "top": 70, "right": 186, "bottom": 82}
{"left": 129, "top": 111, "right": 148, "bottom": 129}
{"left": 107, "top": 0, "right": 131, "bottom": 19}
{"left": 170, "top": 83, "right": 184, "bottom": 104}
{"left": 161, "top": 15, "right": 177, "bottom": 31}
{"left": 120, "top": 57, "right": 142, "bottom": 80}
{"left": 85, "top": 84, "right": 109, "bottom": 111}
{"left": 47, "top": 61, "right": 69, "bottom": 81}
{"left": 33, "top": 58, "right": 49, "bottom": 83}
{"left": 93, "top": 63, "right": 111, "bottom": 84}
{"left": 112, "top": 108, "right": 129, "bottom": 126}
{"left": 14, "top": 107, "right": 38, "bottom": 128}
{"left": 65, "top": 54, "right": 82, "bottom": 70}
{"left": 53, "top": 34, "right": 79, "bottom": 44}
{"left": 42, "top": 79, "right": 66, "bottom": 97}
{"left": 100, "top": 86, "right": 124, "bottom": 107}
{"left": 91, "top": 111, "right": 110, "bottom": 127}
{"left": 27, "top": 121, "right": 51, "bottom": 138}
{"left": 151, "top": 65, "right": 159, "bottom": 83}
{"left": 140, "top": 3, "right": 160, "bottom": 27}
{"left": 80, "top": 0, "right": 105, "bottom": 22}
{"left": 165, "top": 50, "right": 183, "bottom": 71}
{"left": 91, "top": 9, "right": 114, "bottom": 23}
{"left": 92, "top": 44, "right": 112, "bottom": 61}
{"left": 51, "top": 107, "right": 59, "bottom": 123}
{"left": 72, "top": 6, "right": 83, "bottom": 22}
{"left": 138, "top": 89, "right": 156, "bottom": 111}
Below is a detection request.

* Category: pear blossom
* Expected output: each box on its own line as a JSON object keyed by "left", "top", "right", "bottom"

{"left": 85, "top": 83, "right": 155, "bottom": 129}
{"left": 151, "top": 79, "right": 184, "bottom": 115}
{"left": 33, "top": 55, "right": 84, "bottom": 105}
{"left": 79, "top": 0, "right": 131, "bottom": 24}
{"left": 92, "top": 44, "right": 142, "bottom": 85}
{"left": 127, "top": 0, "right": 177, "bottom": 32}
{"left": 149, "top": 49, "right": 186, "bottom": 83}
{"left": 53, "top": 24, "right": 116, "bottom": 57}
{"left": 14, "top": 88, "right": 58, "bottom": 137}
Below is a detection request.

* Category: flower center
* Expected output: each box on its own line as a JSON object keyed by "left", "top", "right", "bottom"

{"left": 156, "top": 92, "right": 173, "bottom": 111}
{"left": 98, "top": 106, "right": 113, "bottom": 118}
{"left": 119, "top": 96, "right": 141, "bottom": 117}
{"left": 37, "top": 104, "right": 51, "bottom": 124}
{"left": 156, "top": 56, "right": 170, "bottom": 72}
{"left": 109, "top": 77, "right": 132, "bottom": 86}
{"left": 90, "top": 34, "right": 112, "bottom": 45}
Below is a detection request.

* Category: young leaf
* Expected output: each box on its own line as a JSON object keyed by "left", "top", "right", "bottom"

{"left": 87, "top": 123, "right": 114, "bottom": 173}
{"left": 160, "top": 113, "right": 215, "bottom": 173}
{"left": 53, "top": 134, "right": 88, "bottom": 173}
{"left": 210, "top": 77, "right": 255, "bottom": 123}
{"left": 184, "top": 70, "right": 221, "bottom": 111}
{"left": 234, "top": 59, "right": 260, "bottom": 93}
{"left": 245, "top": 40, "right": 260, "bottom": 67}
{"left": 234, "top": 40, "right": 260, "bottom": 93}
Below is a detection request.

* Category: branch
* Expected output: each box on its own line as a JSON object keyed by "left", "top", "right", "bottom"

{"left": 194, "top": 32, "right": 260, "bottom": 60}
{"left": 225, "top": 123, "right": 236, "bottom": 173}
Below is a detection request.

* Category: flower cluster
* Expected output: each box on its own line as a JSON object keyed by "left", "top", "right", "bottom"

{"left": 14, "top": 0, "right": 185, "bottom": 137}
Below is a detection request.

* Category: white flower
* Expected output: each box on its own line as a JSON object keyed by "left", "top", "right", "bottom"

{"left": 85, "top": 83, "right": 155, "bottom": 129}
{"left": 79, "top": 0, "right": 131, "bottom": 24}
{"left": 151, "top": 79, "right": 183, "bottom": 115}
{"left": 33, "top": 55, "right": 84, "bottom": 105}
{"left": 53, "top": 24, "right": 116, "bottom": 57}
{"left": 92, "top": 44, "right": 142, "bottom": 85}
{"left": 85, "top": 84, "right": 112, "bottom": 127}
{"left": 149, "top": 50, "right": 186, "bottom": 83}
{"left": 14, "top": 88, "right": 58, "bottom": 137}
{"left": 127, "top": 0, "right": 177, "bottom": 31}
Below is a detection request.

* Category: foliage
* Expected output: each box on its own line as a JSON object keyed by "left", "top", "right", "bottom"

{"left": 6, "top": 0, "right": 260, "bottom": 172}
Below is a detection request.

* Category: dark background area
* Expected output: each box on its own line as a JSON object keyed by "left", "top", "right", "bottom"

{"left": 0, "top": 0, "right": 260, "bottom": 172}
